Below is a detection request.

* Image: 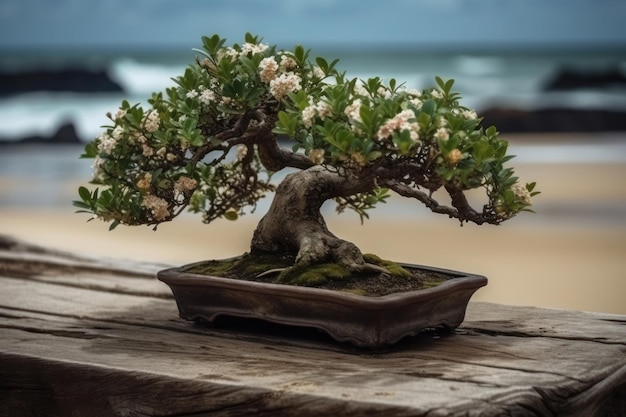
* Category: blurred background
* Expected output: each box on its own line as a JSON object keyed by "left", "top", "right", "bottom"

{"left": 1, "top": 0, "right": 625, "bottom": 314}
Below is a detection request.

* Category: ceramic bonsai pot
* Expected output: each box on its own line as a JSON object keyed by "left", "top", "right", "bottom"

{"left": 157, "top": 262, "right": 487, "bottom": 348}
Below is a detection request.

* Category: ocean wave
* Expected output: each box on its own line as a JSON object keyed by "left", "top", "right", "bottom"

{"left": 108, "top": 58, "right": 186, "bottom": 95}
{"left": 2, "top": 50, "right": 626, "bottom": 142}
{"left": 0, "top": 92, "right": 134, "bottom": 140}
{"left": 453, "top": 55, "right": 505, "bottom": 76}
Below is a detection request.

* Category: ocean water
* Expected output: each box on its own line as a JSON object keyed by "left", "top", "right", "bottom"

{"left": 1, "top": 46, "right": 625, "bottom": 141}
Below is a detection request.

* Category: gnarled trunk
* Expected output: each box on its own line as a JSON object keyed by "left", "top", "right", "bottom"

{"left": 250, "top": 165, "right": 383, "bottom": 273}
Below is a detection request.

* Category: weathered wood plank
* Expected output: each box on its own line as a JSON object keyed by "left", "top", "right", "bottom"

{"left": 0, "top": 236, "right": 625, "bottom": 416}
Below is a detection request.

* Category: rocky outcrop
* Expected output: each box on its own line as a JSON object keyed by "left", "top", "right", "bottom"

{"left": 0, "top": 68, "right": 123, "bottom": 96}
{"left": 480, "top": 107, "right": 626, "bottom": 133}
{"left": 0, "top": 122, "right": 83, "bottom": 145}
{"left": 543, "top": 66, "right": 626, "bottom": 91}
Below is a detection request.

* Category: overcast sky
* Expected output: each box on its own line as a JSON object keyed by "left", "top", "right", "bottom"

{"left": 1, "top": 0, "right": 625, "bottom": 50}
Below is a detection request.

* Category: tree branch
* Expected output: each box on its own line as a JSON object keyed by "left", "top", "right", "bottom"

{"left": 256, "top": 134, "right": 315, "bottom": 172}
{"left": 380, "top": 179, "right": 497, "bottom": 225}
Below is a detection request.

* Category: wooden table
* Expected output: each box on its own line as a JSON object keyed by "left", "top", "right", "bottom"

{"left": 1, "top": 236, "right": 624, "bottom": 417}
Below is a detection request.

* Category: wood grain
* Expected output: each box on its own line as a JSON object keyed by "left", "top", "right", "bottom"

{"left": 0, "top": 236, "right": 624, "bottom": 416}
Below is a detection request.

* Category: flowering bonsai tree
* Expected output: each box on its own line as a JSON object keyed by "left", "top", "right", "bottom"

{"left": 75, "top": 33, "right": 537, "bottom": 280}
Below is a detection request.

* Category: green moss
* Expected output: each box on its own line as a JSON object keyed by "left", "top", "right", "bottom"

{"left": 185, "top": 252, "right": 293, "bottom": 278}
{"left": 363, "top": 253, "right": 411, "bottom": 278}
{"left": 420, "top": 278, "right": 448, "bottom": 289}
{"left": 184, "top": 252, "right": 453, "bottom": 296}
{"left": 277, "top": 262, "right": 352, "bottom": 286}
{"left": 184, "top": 257, "right": 239, "bottom": 276}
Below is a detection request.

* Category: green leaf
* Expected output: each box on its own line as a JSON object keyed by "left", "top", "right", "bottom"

{"left": 78, "top": 186, "right": 91, "bottom": 202}
{"left": 201, "top": 34, "right": 224, "bottom": 56}
{"left": 417, "top": 112, "right": 432, "bottom": 130}
{"left": 72, "top": 201, "right": 91, "bottom": 210}
{"left": 191, "top": 48, "right": 211, "bottom": 59}
{"left": 80, "top": 141, "right": 99, "bottom": 158}
{"left": 244, "top": 32, "right": 257, "bottom": 44}
{"left": 485, "top": 125, "right": 498, "bottom": 138}
{"left": 183, "top": 117, "right": 197, "bottom": 133}
{"left": 420, "top": 99, "right": 436, "bottom": 116}
{"left": 294, "top": 45, "right": 307, "bottom": 65}
{"left": 444, "top": 78, "right": 455, "bottom": 94}
{"left": 223, "top": 208, "right": 239, "bottom": 221}
{"left": 108, "top": 220, "right": 121, "bottom": 231}
{"left": 315, "top": 57, "right": 328, "bottom": 74}
{"left": 275, "top": 111, "right": 297, "bottom": 137}
{"left": 435, "top": 76, "right": 445, "bottom": 90}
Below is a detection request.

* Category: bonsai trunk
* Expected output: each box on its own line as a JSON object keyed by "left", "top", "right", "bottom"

{"left": 250, "top": 165, "right": 386, "bottom": 274}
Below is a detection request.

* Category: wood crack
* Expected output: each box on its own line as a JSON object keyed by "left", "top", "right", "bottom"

{"left": 463, "top": 326, "right": 625, "bottom": 346}
{"left": 0, "top": 323, "right": 109, "bottom": 340}
{"left": 0, "top": 273, "right": 172, "bottom": 299}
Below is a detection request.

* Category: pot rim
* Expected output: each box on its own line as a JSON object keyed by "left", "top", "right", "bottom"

{"left": 157, "top": 260, "right": 488, "bottom": 309}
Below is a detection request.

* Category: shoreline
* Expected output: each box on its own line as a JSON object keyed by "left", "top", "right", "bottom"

{"left": 1, "top": 206, "right": 625, "bottom": 316}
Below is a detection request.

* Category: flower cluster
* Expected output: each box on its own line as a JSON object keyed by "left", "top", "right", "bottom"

{"left": 142, "top": 194, "right": 170, "bottom": 221}
{"left": 259, "top": 57, "right": 279, "bottom": 83}
{"left": 302, "top": 99, "right": 333, "bottom": 128}
{"left": 376, "top": 109, "right": 420, "bottom": 143}
{"left": 268, "top": 71, "right": 302, "bottom": 100}
{"left": 143, "top": 110, "right": 160, "bottom": 133}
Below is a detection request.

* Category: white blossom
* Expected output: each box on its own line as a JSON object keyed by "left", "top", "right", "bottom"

{"left": 447, "top": 149, "right": 463, "bottom": 165}
{"left": 143, "top": 110, "right": 160, "bottom": 133}
{"left": 199, "top": 89, "right": 216, "bottom": 105}
{"left": 377, "top": 86, "right": 391, "bottom": 99}
{"left": 236, "top": 144, "right": 248, "bottom": 161}
{"left": 344, "top": 99, "right": 362, "bottom": 121}
{"left": 431, "top": 89, "right": 444, "bottom": 99}
{"left": 409, "top": 98, "right": 423, "bottom": 108}
{"left": 353, "top": 81, "right": 369, "bottom": 97}
{"left": 376, "top": 109, "right": 419, "bottom": 143}
{"left": 309, "top": 148, "right": 325, "bottom": 164}
{"left": 302, "top": 104, "right": 316, "bottom": 128}
{"left": 462, "top": 109, "right": 478, "bottom": 120}
{"left": 312, "top": 66, "right": 325, "bottom": 79}
{"left": 142, "top": 144, "right": 154, "bottom": 157}
{"left": 136, "top": 173, "right": 152, "bottom": 190}
{"left": 142, "top": 195, "right": 169, "bottom": 221}
{"left": 111, "top": 126, "right": 124, "bottom": 140}
{"left": 435, "top": 127, "right": 449, "bottom": 141}
{"left": 91, "top": 156, "right": 105, "bottom": 179}
{"left": 97, "top": 132, "right": 117, "bottom": 153}
{"left": 114, "top": 109, "right": 126, "bottom": 121}
{"left": 512, "top": 184, "right": 532, "bottom": 206}
{"left": 241, "top": 42, "right": 269, "bottom": 56}
{"left": 315, "top": 100, "right": 332, "bottom": 120}
{"left": 407, "top": 88, "right": 422, "bottom": 97}
{"left": 259, "top": 56, "right": 278, "bottom": 83}
{"left": 279, "top": 54, "right": 297, "bottom": 72}
{"left": 269, "top": 71, "right": 302, "bottom": 100}
{"left": 219, "top": 47, "right": 239, "bottom": 61}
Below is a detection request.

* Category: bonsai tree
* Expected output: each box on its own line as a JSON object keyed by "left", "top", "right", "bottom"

{"left": 75, "top": 33, "right": 538, "bottom": 280}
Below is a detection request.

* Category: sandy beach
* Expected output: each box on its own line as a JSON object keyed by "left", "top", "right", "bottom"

{"left": 1, "top": 134, "right": 625, "bottom": 315}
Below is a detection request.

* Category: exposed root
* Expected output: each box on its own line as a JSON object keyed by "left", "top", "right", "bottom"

{"left": 256, "top": 267, "right": 287, "bottom": 279}
{"left": 347, "top": 262, "right": 390, "bottom": 276}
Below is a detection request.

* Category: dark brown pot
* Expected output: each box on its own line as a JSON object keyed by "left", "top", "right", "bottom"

{"left": 157, "top": 262, "right": 487, "bottom": 348}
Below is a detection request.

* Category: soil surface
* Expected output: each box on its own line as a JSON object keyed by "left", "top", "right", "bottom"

{"left": 184, "top": 253, "right": 455, "bottom": 297}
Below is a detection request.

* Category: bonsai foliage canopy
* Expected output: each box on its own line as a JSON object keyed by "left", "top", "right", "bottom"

{"left": 74, "top": 33, "right": 538, "bottom": 274}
